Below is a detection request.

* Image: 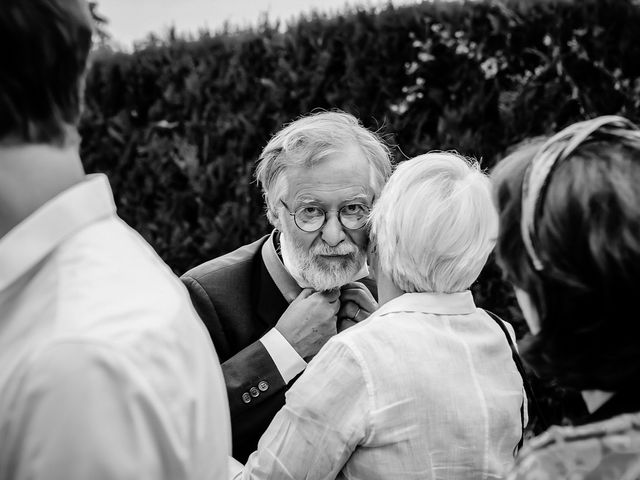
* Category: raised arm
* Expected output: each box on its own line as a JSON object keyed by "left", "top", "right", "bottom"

{"left": 242, "top": 337, "right": 370, "bottom": 480}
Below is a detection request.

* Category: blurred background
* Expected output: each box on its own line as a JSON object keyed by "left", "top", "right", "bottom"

{"left": 82, "top": 0, "right": 640, "bottom": 434}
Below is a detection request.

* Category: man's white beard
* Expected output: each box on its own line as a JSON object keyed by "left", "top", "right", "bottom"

{"left": 279, "top": 231, "right": 367, "bottom": 292}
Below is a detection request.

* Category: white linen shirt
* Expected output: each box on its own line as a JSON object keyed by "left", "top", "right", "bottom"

{"left": 242, "top": 291, "right": 525, "bottom": 480}
{"left": 0, "top": 174, "right": 231, "bottom": 480}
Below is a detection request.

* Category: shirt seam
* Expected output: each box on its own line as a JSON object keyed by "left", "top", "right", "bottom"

{"left": 335, "top": 337, "right": 375, "bottom": 444}
{"left": 443, "top": 315, "right": 491, "bottom": 479}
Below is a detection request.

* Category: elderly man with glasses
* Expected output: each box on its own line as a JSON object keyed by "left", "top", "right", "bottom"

{"left": 181, "top": 111, "right": 392, "bottom": 462}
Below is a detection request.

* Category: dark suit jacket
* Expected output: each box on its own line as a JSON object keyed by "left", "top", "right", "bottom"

{"left": 181, "top": 234, "right": 377, "bottom": 462}
{"left": 181, "top": 235, "right": 287, "bottom": 462}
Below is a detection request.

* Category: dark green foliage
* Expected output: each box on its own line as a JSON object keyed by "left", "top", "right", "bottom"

{"left": 80, "top": 0, "right": 640, "bottom": 431}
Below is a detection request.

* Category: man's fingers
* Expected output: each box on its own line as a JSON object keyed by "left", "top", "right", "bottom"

{"left": 294, "top": 288, "right": 315, "bottom": 302}
{"left": 338, "top": 300, "right": 364, "bottom": 321}
{"left": 349, "top": 304, "right": 365, "bottom": 322}
{"left": 340, "top": 282, "right": 375, "bottom": 300}
{"left": 319, "top": 288, "right": 341, "bottom": 303}
{"left": 338, "top": 318, "right": 358, "bottom": 333}
{"left": 339, "top": 290, "right": 377, "bottom": 313}
{"left": 340, "top": 281, "right": 368, "bottom": 294}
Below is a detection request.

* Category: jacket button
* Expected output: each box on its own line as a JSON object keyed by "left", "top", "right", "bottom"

{"left": 258, "top": 381, "right": 269, "bottom": 392}
{"left": 249, "top": 386, "right": 260, "bottom": 398}
{"left": 242, "top": 392, "right": 252, "bottom": 404}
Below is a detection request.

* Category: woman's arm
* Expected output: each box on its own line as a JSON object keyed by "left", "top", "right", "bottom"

{"left": 241, "top": 337, "right": 370, "bottom": 480}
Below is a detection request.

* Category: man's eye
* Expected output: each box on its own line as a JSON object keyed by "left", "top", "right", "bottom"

{"left": 342, "top": 204, "right": 366, "bottom": 215}
{"left": 300, "top": 207, "right": 323, "bottom": 217}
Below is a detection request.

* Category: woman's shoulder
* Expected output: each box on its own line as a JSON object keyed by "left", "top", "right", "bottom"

{"left": 507, "top": 412, "right": 640, "bottom": 480}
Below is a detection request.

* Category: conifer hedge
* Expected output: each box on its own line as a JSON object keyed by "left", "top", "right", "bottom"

{"left": 81, "top": 0, "right": 640, "bottom": 431}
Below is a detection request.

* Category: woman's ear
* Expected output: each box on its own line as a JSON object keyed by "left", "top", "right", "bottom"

{"left": 514, "top": 287, "right": 541, "bottom": 334}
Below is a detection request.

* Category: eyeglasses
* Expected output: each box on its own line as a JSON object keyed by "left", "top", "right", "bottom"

{"left": 280, "top": 200, "right": 370, "bottom": 233}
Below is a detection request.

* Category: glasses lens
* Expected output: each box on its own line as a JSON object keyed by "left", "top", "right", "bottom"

{"left": 339, "top": 204, "right": 369, "bottom": 229}
{"left": 294, "top": 206, "right": 325, "bottom": 232}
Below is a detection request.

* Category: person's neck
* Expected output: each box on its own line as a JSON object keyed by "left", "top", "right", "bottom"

{"left": 377, "top": 270, "right": 405, "bottom": 306}
{"left": 0, "top": 141, "right": 85, "bottom": 238}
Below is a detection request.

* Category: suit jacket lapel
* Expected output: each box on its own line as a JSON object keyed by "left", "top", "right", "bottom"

{"left": 253, "top": 253, "right": 289, "bottom": 331}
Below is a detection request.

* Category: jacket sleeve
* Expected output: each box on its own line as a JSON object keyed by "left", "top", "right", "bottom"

{"left": 241, "top": 338, "right": 369, "bottom": 479}
{"left": 181, "top": 274, "right": 288, "bottom": 462}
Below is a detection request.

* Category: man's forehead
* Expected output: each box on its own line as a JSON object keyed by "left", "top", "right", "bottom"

{"left": 280, "top": 147, "right": 373, "bottom": 204}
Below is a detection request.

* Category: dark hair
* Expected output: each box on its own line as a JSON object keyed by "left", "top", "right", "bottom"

{"left": 0, "top": 0, "right": 93, "bottom": 144}
{"left": 493, "top": 130, "right": 640, "bottom": 392}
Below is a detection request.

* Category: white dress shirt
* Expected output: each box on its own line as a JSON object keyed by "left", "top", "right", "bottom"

{"left": 0, "top": 174, "right": 231, "bottom": 480}
{"left": 242, "top": 291, "right": 525, "bottom": 480}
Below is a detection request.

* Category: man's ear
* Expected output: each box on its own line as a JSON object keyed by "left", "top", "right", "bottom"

{"left": 266, "top": 199, "right": 282, "bottom": 230}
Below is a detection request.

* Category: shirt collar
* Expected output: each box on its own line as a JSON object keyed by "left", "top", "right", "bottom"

{"left": 0, "top": 174, "right": 117, "bottom": 292}
{"left": 261, "top": 230, "right": 303, "bottom": 303}
{"left": 374, "top": 291, "right": 477, "bottom": 317}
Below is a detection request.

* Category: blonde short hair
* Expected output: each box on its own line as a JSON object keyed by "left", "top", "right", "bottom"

{"left": 370, "top": 152, "right": 498, "bottom": 293}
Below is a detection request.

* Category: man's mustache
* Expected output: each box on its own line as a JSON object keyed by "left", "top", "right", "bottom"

{"left": 311, "top": 242, "right": 359, "bottom": 256}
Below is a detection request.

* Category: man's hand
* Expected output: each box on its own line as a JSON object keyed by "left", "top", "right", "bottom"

{"left": 275, "top": 288, "right": 341, "bottom": 359}
{"left": 337, "top": 282, "right": 378, "bottom": 332}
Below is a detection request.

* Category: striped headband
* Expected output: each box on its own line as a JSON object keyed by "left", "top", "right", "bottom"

{"left": 521, "top": 115, "right": 640, "bottom": 271}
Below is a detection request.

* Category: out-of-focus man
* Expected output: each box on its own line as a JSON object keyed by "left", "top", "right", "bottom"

{"left": 0, "top": 1, "right": 230, "bottom": 478}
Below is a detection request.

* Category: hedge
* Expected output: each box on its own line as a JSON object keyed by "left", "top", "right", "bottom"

{"left": 81, "top": 0, "right": 640, "bottom": 432}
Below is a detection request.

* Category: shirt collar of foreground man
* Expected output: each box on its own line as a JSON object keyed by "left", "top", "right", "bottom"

{"left": 0, "top": 167, "right": 232, "bottom": 479}
{"left": 0, "top": 175, "right": 115, "bottom": 291}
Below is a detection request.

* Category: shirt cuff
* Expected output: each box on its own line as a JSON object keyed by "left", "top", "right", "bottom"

{"left": 259, "top": 328, "right": 307, "bottom": 384}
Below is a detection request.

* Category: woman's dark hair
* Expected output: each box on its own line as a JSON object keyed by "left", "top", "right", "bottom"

{"left": 0, "top": 0, "right": 93, "bottom": 145}
{"left": 493, "top": 125, "right": 640, "bottom": 392}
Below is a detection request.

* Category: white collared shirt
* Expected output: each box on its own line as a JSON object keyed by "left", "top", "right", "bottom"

{"left": 0, "top": 174, "right": 231, "bottom": 480}
{"left": 242, "top": 291, "right": 526, "bottom": 480}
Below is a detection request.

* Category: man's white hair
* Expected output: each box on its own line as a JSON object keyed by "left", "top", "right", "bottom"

{"left": 255, "top": 110, "right": 391, "bottom": 224}
{"left": 369, "top": 152, "right": 498, "bottom": 293}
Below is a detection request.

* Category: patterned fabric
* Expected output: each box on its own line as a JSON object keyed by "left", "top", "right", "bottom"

{"left": 507, "top": 412, "right": 640, "bottom": 480}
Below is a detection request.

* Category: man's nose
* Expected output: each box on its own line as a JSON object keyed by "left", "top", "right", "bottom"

{"left": 321, "top": 213, "right": 346, "bottom": 247}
